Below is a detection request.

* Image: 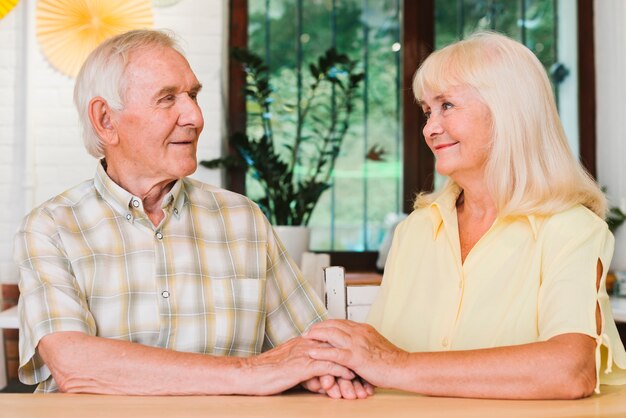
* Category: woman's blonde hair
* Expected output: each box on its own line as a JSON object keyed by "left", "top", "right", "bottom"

{"left": 74, "top": 29, "right": 183, "bottom": 158}
{"left": 412, "top": 32, "right": 606, "bottom": 218}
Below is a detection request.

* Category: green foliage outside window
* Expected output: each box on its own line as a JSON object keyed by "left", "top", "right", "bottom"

{"left": 219, "top": 0, "right": 561, "bottom": 251}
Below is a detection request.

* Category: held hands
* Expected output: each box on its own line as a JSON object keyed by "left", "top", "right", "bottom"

{"left": 241, "top": 336, "right": 372, "bottom": 398}
{"left": 303, "top": 320, "right": 408, "bottom": 389}
{"left": 242, "top": 321, "right": 398, "bottom": 399}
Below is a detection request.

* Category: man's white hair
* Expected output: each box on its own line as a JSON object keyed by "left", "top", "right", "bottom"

{"left": 73, "top": 29, "right": 184, "bottom": 158}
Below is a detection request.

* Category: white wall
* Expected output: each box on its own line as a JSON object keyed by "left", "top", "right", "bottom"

{"left": 0, "top": 0, "right": 25, "bottom": 284}
{"left": 0, "top": 0, "right": 227, "bottom": 284}
{"left": 595, "top": 0, "right": 626, "bottom": 271}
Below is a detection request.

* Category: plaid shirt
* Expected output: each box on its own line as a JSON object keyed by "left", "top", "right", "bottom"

{"left": 15, "top": 162, "right": 326, "bottom": 392}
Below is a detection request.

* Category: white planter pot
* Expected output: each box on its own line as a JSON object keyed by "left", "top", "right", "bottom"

{"left": 274, "top": 226, "right": 311, "bottom": 267}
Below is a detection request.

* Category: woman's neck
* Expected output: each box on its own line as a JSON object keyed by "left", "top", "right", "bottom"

{"left": 455, "top": 179, "right": 498, "bottom": 264}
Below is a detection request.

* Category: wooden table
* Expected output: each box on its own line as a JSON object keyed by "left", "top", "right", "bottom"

{"left": 2, "top": 386, "right": 626, "bottom": 418}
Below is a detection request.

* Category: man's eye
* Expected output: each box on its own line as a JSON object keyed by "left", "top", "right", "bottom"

{"left": 159, "top": 95, "right": 175, "bottom": 104}
{"left": 423, "top": 111, "right": 431, "bottom": 119}
{"left": 442, "top": 102, "right": 453, "bottom": 110}
{"left": 189, "top": 92, "right": 198, "bottom": 102}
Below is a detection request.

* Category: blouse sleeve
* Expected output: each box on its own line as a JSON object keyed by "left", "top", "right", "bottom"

{"left": 538, "top": 207, "right": 626, "bottom": 391}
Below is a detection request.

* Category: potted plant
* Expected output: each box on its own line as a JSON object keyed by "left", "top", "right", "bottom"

{"left": 201, "top": 47, "right": 364, "bottom": 262}
{"left": 607, "top": 205, "right": 626, "bottom": 233}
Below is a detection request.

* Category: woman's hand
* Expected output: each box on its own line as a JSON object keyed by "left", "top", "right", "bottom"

{"left": 304, "top": 321, "right": 598, "bottom": 399}
{"left": 301, "top": 375, "right": 375, "bottom": 399}
{"left": 304, "top": 320, "right": 408, "bottom": 388}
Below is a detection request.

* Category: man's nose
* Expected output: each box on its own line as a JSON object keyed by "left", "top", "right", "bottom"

{"left": 178, "top": 94, "right": 204, "bottom": 127}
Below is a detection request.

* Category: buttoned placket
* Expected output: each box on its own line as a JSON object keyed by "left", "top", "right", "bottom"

{"left": 438, "top": 271, "right": 464, "bottom": 350}
{"left": 438, "top": 207, "right": 469, "bottom": 352}
{"left": 441, "top": 216, "right": 500, "bottom": 351}
{"left": 441, "top": 268, "right": 466, "bottom": 350}
{"left": 152, "top": 210, "right": 174, "bottom": 349}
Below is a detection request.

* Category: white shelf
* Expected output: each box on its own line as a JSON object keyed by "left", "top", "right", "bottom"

{"left": 611, "top": 296, "right": 626, "bottom": 323}
{"left": 0, "top": 305, "right": 18, "bottom": 329}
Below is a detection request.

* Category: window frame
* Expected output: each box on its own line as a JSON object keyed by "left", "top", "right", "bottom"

{"left": 226, "top": 0, "right": 596, "bottom": 271}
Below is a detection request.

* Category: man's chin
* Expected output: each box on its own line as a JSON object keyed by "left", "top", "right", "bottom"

{"left": 183, "top": 163, "right": 198, "bottom": 178}
{"left": 172, "top": 158, "right": 198, "bottom": 179}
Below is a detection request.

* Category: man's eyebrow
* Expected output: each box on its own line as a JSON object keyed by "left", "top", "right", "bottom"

{"left": 154, "top": 86, "right": 177, "bottom": 99}
{"left": 153, "top": 83, "right": 203, "bottom": 99}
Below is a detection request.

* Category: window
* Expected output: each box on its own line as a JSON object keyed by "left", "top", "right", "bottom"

{"left": 245, "top": 0, "right": 403, "bottom": 253}
{"left": 227, "top": 0, "right": 595, "bottom": 268}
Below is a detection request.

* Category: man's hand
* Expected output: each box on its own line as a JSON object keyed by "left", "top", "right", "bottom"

{"left": 239, "top": 336, "right": 358, "bottom": 396}
{"left": 38, "top": 331, "right": 356, "bottom": 396}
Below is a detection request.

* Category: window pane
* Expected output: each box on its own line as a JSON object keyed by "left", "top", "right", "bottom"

{"left": 435, "top": 1, "right": 557, "bottom": 82}
{"left": 247, "top": 0, "right": 403, "bottom": 251}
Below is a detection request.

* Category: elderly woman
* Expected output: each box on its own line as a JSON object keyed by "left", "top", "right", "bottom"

{"left": 305, "top": 32, "right": 626, "bottom": 399}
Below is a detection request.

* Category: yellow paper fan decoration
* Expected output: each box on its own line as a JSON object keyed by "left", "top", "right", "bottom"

{"left": 0, "top": 0, "right": 19, "bottom": 20}
{"left": 36, "top": 0, "right": 154, "bottom": 77}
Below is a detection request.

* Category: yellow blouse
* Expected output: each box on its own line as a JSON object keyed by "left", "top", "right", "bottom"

{"left": 368, "top": 186, "right": 626, "bottom": 391}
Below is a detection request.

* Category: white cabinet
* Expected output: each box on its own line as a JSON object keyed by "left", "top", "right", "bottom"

{"left": 346, "top": 285, "right": 380, "bottom": 322}
{"left": 324, "top": 267, "right": 381, "bottom": 322}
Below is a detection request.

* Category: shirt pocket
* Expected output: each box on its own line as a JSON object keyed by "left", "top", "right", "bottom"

{"left": 209, "top": 277, "right": 266, "bottom": 356}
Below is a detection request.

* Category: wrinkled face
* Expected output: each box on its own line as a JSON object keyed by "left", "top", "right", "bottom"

{"left": 110, "top": 45, "right": 204, "bottom": 184}
{"left": 420, "top": 84, "right": 492, "bottom": 184}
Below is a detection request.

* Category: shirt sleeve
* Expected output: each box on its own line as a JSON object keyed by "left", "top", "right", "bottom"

{"left": 260, "top": 215, "right": 326, "bottom": 351}
{"left": 538, "top": 207, "right": 626, "bottom": 390}
{"left": 14, "top": 206, "right": 96, "bottom": 387}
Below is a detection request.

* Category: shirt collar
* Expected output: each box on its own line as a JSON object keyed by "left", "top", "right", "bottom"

{"left": 94, "top": 159, "right": 187, "bottom": 220}
{"left": 428, "top": 184, "right": 463, "bottom": 240}
{"left": 428, "top": 183, "right": 539, "bottom": 240}
{"left": 167, "top": 179, "right": 186, "bottom": 219}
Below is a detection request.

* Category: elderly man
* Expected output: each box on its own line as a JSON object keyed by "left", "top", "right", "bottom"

{"left": 14, "top": 29, "right": 371, "bottom": 398}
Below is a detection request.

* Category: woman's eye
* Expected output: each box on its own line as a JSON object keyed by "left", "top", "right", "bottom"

{"left": 423, "top": 111, "right": 431, "bottom": 119}
{"left": 442, "top": 102, "right": 453, "bottom": 110}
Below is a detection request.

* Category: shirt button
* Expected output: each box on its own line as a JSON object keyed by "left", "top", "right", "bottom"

{"left": 132, "top": 199, "right": 140, "bottom": 208}
{"left": 156, "top": 232, "right": 163, "bottom": 240}
{"left": 161, "top": 290, "right": 170, "bottom": 298}
{"left": 125, "top": 214, "right": 132, "bottom": 221}
{"left": 442, "top": 337, "right": 449, "bottom": 347}
{"left": 173, "top": 208, "right": 179, "bottom": 215}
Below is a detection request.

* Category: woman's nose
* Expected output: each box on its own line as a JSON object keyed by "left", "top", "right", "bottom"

{"left": 422, "top": 114, "right": 443, "bottom": 138}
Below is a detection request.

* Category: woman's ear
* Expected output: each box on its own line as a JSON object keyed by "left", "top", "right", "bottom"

{"left": 88, "top": 97, "right": 118, "bottom": 146}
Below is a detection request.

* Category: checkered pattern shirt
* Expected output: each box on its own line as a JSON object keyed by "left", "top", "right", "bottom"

{"left": 15, "top": 162, "right": 326, "bottom": 393}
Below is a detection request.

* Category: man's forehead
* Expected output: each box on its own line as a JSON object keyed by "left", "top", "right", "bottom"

{"left": 126, "top": 45, "right": 187, "bottom": 69}
{"left": 124, "top": 46, "right": 198, "bottom": 84}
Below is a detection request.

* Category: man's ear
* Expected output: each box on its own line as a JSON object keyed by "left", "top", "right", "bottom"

{"left": 88, "top": 97, "right": 119, "bottom": 146}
